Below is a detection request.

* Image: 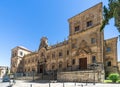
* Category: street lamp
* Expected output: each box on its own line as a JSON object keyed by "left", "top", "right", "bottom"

{"left": 90, "top": 63, "right": 98, "bottom": 85}
{"left": 32, "top": 69, "right": 35, "bottom": 82}
{"left": 42, "top": 58, "right": 47, "bottom": 80}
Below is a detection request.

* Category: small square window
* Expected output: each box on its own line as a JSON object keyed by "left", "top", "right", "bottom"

{"left": 20, "top": 51, "right": 23, "bottom": 56}
{"left": 75, "top": 26, "right": 80, "bottom": 32}
{"left": 106, "top": 47, "right": 111, "bottom": 52}
{"left": 87, "top": 21, "right": 92, "bottom": 27}
{"left": 91, "top": 38, "right": 96, "bottom": 44}
{"left": 107, "top": 61, "right": 111, "bottom": 66}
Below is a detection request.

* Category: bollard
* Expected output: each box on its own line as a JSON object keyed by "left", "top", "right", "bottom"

{"left": 30, "top": 84, "right": 32, "bottom": 87}
{"left": 81, "top": 84, "right": 83, "bottom": 87}
{"left": 63, "top": 82, "right": 65, "bottom": 87}
{"left": 86, "top": 80, "right": 87, "bottom": 86}
{"left": 75, "top": 82, "right": 76, "bottom": 86}
{"left": 49, "top": 81, "right": 51, "bottom": 87}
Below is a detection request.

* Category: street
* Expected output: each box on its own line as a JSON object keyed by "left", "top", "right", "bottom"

{"left": 0, "top": 79, "right": 10, "bottom": 87}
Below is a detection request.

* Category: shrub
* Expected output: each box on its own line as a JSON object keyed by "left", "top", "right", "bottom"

{"left": 108, "top": 73, "right": 119, "bottom": 83}
{"left": 117, "top": 80, "right": 120, "bottom": 83}
{"left": 104, "top": 80, "right": 112, "bottom": 83}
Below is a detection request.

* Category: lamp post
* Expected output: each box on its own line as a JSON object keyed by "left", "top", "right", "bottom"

{"left": 91, "top": 63, "right": 98, "bottom": 85}
{"left": 93, "top": 63, "right": 95, "bottom": 85}
{"left": 42, "top": 58, "right": 46, "bottom": 80}
{"left": 32, "top": 69, "right": 35, "bottom": 82}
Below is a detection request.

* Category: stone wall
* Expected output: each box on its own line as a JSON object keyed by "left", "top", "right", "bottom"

{"left": 15, "top": 74, "right": 42, "bottom": 80}
{"left": 57, "top": 70, "right": 104, "bottom": 83}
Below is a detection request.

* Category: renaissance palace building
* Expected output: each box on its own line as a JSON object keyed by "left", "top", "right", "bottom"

{"left": 11, "top": 3, "right": 119, "bottom": 82}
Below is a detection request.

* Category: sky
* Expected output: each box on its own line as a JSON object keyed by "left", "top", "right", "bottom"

{"left": 0, "top": 0, "right": 119, "bottom": 67}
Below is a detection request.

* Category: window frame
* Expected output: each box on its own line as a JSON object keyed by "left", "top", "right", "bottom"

{"left": 74, "top": 26, "right": 80, "bottom": 32}
{"left": 87, "top": 20, "right": 93, "bottom": 27}
{"left": 106, "top": 47, "right": 111, "bottom": 52}
{"left": 91, "top": 38, "right": 96, "bottom": 44}
{"left": 72, "top": 59, "right": 75, "bottom": 65}
{"left": 59, "top": 52, "right": 62, "bottom": 57}
{"left": 67, "top": 50, "right": 69, "bottom": 55}
{"left": 107, "top": 61, "right": 111, "bottom": 66}
{"left": 92, "top": 56, "right": 96, "bottom": 63}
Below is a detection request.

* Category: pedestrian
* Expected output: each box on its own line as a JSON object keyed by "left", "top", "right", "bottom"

{"left": 13, "top": 79, "right": 16, "bottom": 84}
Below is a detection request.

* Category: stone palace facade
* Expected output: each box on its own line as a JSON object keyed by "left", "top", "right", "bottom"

{"left": 11, "top": 3, "right": 119, "bottom": 82}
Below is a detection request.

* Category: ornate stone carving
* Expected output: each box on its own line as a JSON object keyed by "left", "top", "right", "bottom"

{"left": 38, "top": 37, "right": 48, "bottom": 50}
{"left": 76, "top": 40, "right": 91, "bottom": 56}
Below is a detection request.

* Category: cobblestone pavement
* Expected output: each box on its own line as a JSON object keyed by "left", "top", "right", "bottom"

{"left": 4, "top": 80, "right": 120, "bottom": 87}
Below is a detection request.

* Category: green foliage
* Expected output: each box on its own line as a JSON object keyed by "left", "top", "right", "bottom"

{"left": 5, "top": 67, "right": 9, "bottom": 75}
{"left": 117, "top": 80, "right": 120, "bottom": 83}
{"left": 108, "top": 73, "right": 120, "bottom": 83}
{"left": 101, "top": 0, "right": 120, "bottom": 32}
{"left": 104, "top": 80, "right": 112, "bottom": 83}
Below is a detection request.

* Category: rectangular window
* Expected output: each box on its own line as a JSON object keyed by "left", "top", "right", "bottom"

{"left": 32, "top": 59, "right": 34, "bottom": 62}
{"left": 72, "top": 44, "right": 76, "bottom": 49}
{"left": 72, "top": 59, "right": 75, "bottom": 65}
{"left": 91, "top": 38, "right": 96, "bottom": 44}
{"left": 75, "top": 26, "right": 80, "bottom": 32}
{"left": 20, "top": 51, "right": 23, "bottom": 56}
{"left": 107, "top": 61, "right": 111, "bottom": 66}
{"left": 52, "top": 53, "right": 55, "bottom": 58}
{"left": 67, "top": 50, "right": 69, "bottom": 55}
{"left": 106, "top": 47, "right": 111, "bottom": 52}
{"left": 87, "top": 21, "right": 92, "bottom": 27}
{"left": 47, "top": 55, "right": 50, "bottom": 59}
{"left": 59, "top": 52, "right": 62, "bottom": 57}
{"left": 92, "top": 56, "right": 96, "bottom": 63}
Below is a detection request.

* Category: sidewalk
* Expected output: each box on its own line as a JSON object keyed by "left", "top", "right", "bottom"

{"left": 12, "top": 80, "right": 120, "bottom": 87}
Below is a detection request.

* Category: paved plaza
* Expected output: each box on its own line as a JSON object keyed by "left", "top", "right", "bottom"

{"left": 0, "top": 80, "right": 119, "bottom": 87}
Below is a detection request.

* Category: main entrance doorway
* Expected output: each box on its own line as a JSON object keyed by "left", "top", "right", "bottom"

{"left": 37, "top": 65, "right": 43, "bottom": 73}
{"left": 79, "top": 58, "right": 87, "bottom": 70}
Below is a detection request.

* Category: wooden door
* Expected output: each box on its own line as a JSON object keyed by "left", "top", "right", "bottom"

{"left": 79, "top": 58, "right": 87, "bottom": 70}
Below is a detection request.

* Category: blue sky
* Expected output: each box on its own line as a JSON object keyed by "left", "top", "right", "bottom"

{"left": 0, "top": 0, "right": 119, "bottom": 67}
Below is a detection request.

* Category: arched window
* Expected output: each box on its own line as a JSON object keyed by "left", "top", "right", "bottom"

{"left": 52, "top": 63, "right": 55, "bottom": 70}
{"left": 41, "top": 52, "right": 44, "bottom": 57}
{"left": 59, "top": 62, "right": 62, "bottom": 68}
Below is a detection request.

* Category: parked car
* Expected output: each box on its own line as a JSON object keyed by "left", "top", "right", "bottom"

{"left": 2, "top": 76, "right": 10, "bottom": 82}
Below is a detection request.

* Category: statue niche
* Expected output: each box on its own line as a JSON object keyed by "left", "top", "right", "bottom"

{"left": 38, "top": 37, "right": 48, "bottom": 50}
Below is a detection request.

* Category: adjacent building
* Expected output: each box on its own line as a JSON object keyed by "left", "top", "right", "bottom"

{"left": 10, "top": 3, "right": 119, "bottom": 82}
{"left": 0, "top": 66, "right": 10, "bottom": 78}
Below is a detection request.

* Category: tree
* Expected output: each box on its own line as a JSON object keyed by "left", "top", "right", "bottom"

{"left": 5, "top": 67, "right": 9, "bottom": 75}
{"left": 101, "top": 0, "right": 120, "bottom": 32}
